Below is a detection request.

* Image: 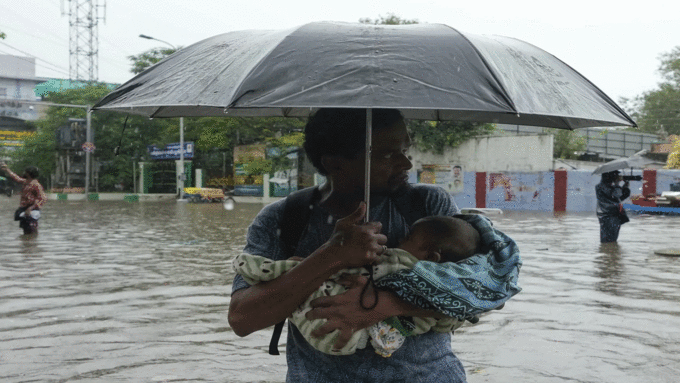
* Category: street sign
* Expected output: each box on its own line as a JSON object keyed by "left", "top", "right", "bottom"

{"left": 82, "top": 142, "right": 96, "bottom": 152}
{"left": 148, "top": 142, "right": 194, "bottom": 160}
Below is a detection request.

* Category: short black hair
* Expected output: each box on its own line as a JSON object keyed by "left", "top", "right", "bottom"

{"left": 409, "top": 216, "right": 481, "bottom": 263}
{"left": 24, "top": 166, "right": 39, "bottom": 179}
{"left": 303, "top": 108, "right": 404, "bottom": 175}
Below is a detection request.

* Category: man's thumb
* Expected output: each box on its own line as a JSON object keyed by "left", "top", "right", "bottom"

{"left": 344, "top": 201, "right": 366, "bottom": 224}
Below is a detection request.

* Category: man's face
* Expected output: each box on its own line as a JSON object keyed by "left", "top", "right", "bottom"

{"left": 337, "top": 120, "right": 413, "bottom": 194}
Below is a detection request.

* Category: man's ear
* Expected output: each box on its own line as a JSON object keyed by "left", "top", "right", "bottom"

{"left": 426, "top": 251, "right": 441, "bottom": 263}
{"left": 320, "top": 155, "right": 343, "bottom": 174}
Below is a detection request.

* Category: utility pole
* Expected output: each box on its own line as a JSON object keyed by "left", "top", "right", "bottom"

{"left": 62, "top": 0, "right": 106, "bottom": 81}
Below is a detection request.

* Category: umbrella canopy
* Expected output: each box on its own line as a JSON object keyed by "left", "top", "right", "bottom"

{"left": 592, "top": 150, "right": 655, "bottom": 175}
{"left": 93, "top": 22, "right": 635, "bottom": 130}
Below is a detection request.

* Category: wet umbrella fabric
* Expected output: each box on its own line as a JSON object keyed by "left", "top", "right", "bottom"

{"left": 93, "top": 22, "right": 635, "bottom": 130}
{"left": 592, "top": 150, "right": 655, "bottom": 175}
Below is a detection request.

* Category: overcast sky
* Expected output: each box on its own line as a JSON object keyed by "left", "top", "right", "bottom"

{"left": 2, "top": 0, "right": 679, "bottom": 104}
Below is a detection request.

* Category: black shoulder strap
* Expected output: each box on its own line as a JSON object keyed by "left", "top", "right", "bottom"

{"left": 279, "top": 186, "right": 320, "bottom": 259}
{"left": 269, "top": 186, "right": 319, "bottom": 355}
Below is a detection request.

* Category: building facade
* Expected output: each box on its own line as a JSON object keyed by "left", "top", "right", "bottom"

{"left": 0, "top": 54, "right": 46, "bottom": 158}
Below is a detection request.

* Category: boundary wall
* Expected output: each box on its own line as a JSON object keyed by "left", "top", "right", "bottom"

{"left": 47, "top": 169, "right": 680, "bottom": 210}
{"left": 452, "top": 169, "right": 680, "bottom": 212}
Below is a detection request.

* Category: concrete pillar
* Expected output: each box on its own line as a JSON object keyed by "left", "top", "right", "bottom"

{"left": 195, "top": 169, "right": 203, "bottom": 188}
{"left": 263, "top": 174, "right": 271, "bottom": 202}
{"left": 553, "top": 169, "right": 568, "bottom": 212}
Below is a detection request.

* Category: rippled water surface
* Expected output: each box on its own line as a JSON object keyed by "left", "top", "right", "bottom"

{"left": 1, "top": 197, "right": 679, "bottom": 382}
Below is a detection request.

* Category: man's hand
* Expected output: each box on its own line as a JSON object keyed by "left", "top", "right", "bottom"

{"left": 306, "top": 274, "right": 387, "bottom": 350}
{"left": 329, "top": 202, "right": 387, "bottom": 269}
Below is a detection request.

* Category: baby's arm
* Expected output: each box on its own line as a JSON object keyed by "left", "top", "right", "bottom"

{"left": 231, "top": 253, "right": 300, "bottom": 285}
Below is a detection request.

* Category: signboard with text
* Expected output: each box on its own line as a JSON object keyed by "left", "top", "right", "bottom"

{"left": 147, "top": 142, "right": 194, "bottom": 160}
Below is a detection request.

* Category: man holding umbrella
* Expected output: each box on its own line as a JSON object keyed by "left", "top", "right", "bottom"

{"left": 228, "top": 109, "right": 521, "bottom": 382}
{"left": 596, "top": 170, "right": 631, "bottom": 243}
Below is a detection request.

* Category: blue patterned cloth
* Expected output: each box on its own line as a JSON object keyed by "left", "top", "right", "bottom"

{"left": 375, "top": 214, "right": 522, "bottom": 320}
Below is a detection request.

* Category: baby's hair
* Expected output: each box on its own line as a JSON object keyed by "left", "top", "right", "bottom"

{"left": 409, "top": 216, "right": 480, "bottom": 263}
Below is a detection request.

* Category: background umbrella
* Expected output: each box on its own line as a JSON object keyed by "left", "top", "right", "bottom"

{"left": 592, "top": 150, "right": 656, "bottom": 175}
{"left": 93, "top": 21, "right": 637, "bottom": 215}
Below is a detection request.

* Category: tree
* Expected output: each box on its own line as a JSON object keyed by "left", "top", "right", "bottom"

{"left": 666, "top": 136, "right": 680, "bottom": 169}
{"left": 359, "top": 13, "right": 418, "bottom": 25}
{"left": 551, "top": 129, "right": 586, "bottom": 159}
{"left": 626, "top": 47, "right": 680, "bottom": 136}
{"left": 408, "top": 120, "right": 496, "bottom": 154}
{"left": 128, "top": 47, "right": 178, "bottom": 74}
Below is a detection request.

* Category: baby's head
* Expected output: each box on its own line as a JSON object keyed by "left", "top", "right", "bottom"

{"left": 399, "top": 216, "right": 480, "bottom": 263}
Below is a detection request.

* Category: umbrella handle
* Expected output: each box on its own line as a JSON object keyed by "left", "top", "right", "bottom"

{"left": 364, "top": 109, "right": 372, "bottom": 223}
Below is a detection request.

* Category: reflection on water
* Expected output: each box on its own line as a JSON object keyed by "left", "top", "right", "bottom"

{"left": 595, "top": 242, "right": 624, "bottom": 295}
{"left": 1, "top": 198, "right": 679, "bottom": 383}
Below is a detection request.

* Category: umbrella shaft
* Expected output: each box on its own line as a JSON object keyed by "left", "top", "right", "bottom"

{"left": 364, "top": 109, "right": 372, "bottom": 223}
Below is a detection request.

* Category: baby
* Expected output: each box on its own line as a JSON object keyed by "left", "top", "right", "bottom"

{"left": 232, "top": 215, "right": 481, "bottom": 357}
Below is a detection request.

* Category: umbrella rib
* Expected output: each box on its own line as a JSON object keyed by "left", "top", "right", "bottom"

{"left": 384, "top": 70, "right": 514, "bottom": 111}
{"left": 441, "top": 25, "right": 518, "bottom": 114}
{"left": 239, "top": 68, "right": 367, "bottom": 106}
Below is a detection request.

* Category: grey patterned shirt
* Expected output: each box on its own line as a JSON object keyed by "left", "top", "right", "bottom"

{"left": 232, "top": 184, "right": 467, "bottom": 383}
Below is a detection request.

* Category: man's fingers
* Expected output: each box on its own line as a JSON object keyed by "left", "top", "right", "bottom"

{"left": 308, "top": 295, "right": 333, "bottom": 311}
{"left": 309, "top": 323, "right": 353, "bottom": 352}
{"left": 331, "top": 329, "right": 353, "bottom": 351}
{"left": 336, "top": 274, "right": 367, "bottom": 289}
{"left": 310, "top": 321, "right": 337, "bottom": 338}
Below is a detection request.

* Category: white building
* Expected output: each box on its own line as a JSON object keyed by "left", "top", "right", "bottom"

{"left": 0, "top": 54, "right": 46, "bottom": 155}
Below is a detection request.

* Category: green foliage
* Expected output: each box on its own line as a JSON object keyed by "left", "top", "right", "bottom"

{"left": 408, "top": 120, "right": 496, "bottom": 154}
{"left": 8, "top": 123, "right": 54, "bottom": 187}
{"left": 359, "top": 13, "right": 418, "bottom": 25}
{"left": 242, "top": 156, "right": 273, "bottom": 176}
{"left": 0, "top": 31, "right": 6, "bottom": 39}
{"left": 128, "top": 47, "right": 178, "bottom": 74}
{"left": 627, "top": 46, "right": 680, "bottom": 136}
{"left": 9, "top": 83, "right": 174, "bottom": 191}
{"left": 666, "top": 136, "right": 680, "bottom": 169}
{"left": 551, "top": 129, "right": 586, "bottom": 159}
{"left": 265, "top": 132, "right": 305, "bottom": 174}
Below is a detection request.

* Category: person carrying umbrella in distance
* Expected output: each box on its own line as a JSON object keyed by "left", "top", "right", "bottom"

{"left": 228, "top": 108, "right": 521, "bottom": 382}
{"left": 592, "top": 150, "right": 652, "bottom": 243}
{"left": 596, "top": 170, "right": 631, "bottom": 243}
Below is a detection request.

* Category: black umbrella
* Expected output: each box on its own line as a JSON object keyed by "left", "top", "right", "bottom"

{"left": 93, "top": 22, "right": 636, "bottom": 213}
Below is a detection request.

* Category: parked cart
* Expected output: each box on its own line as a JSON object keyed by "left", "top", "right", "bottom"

{"left": 183, "top": 187, "right": 225, "bottom": 203}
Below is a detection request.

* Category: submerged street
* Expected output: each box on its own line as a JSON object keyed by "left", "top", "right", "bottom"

{"left": 1, "top": 197, "right": 678, "bottom": 382}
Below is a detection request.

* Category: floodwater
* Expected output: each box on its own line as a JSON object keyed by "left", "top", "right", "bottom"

{"left": 1, "top": 197, "right": 679, "bottom": 383}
